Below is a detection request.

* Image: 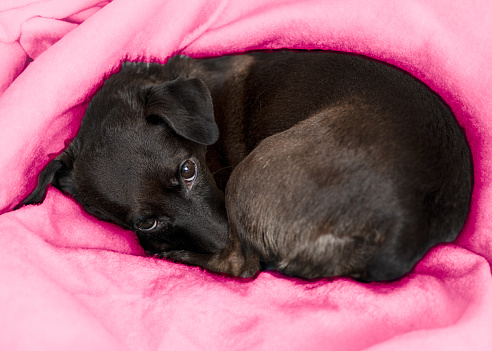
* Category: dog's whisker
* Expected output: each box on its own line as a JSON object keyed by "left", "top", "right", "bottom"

{"left": 213, "top": 166, "right": 233, "bottom": 175}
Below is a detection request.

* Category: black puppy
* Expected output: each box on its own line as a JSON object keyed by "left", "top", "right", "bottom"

{"left": 20, "top": 51, "right": 472, "bottom": 281}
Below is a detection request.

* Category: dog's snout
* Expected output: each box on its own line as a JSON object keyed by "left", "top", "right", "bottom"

{"left": 195, "top": 205, "right": 229, "bottom": 253}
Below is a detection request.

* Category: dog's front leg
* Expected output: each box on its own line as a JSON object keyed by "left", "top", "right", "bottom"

{"left": 157, "top": 235, "right": 260, "bottom": 278}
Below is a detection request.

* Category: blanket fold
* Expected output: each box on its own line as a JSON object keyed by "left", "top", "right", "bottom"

{"left": 1, "top": 0, "right": 491, "bottom": 350}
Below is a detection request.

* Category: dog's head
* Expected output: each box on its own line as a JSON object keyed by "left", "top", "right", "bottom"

{"left": 20, "top": 63, "right": 229, "bottom": 255}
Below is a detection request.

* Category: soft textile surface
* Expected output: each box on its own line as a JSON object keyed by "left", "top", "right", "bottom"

{"left": 1, "top": 0, "right": 491, "bottom": 349}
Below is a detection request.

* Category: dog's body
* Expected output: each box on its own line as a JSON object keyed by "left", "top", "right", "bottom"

{"left": 21, "top": 51, "right": 472, "bottom": 281}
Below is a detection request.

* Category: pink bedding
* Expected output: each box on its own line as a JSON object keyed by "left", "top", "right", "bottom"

{"left": 1, "top": 0, "right": 491, "bottom": 349}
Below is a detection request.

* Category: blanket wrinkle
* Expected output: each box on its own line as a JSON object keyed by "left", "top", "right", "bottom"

{"left": 0, "top": 0, "right": 105, "bottom": 43}
{"left": 64, "top": 1, "right": 110, "bottom": 24}
{"left": 19, "top": 16, "right": 78, "bottom": 59}
{"left": 0, "top": 0, "right": 108, "bottom": 95}
{"left": 0, "top": 41, "right": 26, "bottom": 94}
{"left": 1, "top": 0, "right": 492, "bottom": 350}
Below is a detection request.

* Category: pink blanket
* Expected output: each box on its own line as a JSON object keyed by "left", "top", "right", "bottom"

{"left": 1, "top": 0, "right": 491, "bottom": 349}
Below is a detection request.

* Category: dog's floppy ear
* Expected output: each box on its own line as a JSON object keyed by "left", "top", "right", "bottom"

{"left": 17, "top": 140, "right": 79, "bottom": 207}
{"left": 145, "top": 77, "right": 219, "bottom": 145}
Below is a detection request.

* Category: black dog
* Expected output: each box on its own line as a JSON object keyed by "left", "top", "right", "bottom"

{"left": 20, "top": 51, "right": 472, "bottom": 281}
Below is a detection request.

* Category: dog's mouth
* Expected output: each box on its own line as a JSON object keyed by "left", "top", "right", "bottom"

{"left": 136, "top": 224, "right": 226, "bottom": 256}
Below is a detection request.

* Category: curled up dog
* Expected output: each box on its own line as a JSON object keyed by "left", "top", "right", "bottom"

{"left": 19, "top": 51, "right": 473, "bottom": 281}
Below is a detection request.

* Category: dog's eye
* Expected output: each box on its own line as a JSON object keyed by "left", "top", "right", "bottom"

{"left": 136, "top": 218, "right": 159, "bottom": 232}
{"left": 180, "top": 160, "right": 197, "bottom": 183}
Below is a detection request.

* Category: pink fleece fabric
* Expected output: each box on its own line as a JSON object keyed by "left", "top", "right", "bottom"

{"left": 0, "top": 0, "right": 491, "bottom": 350}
